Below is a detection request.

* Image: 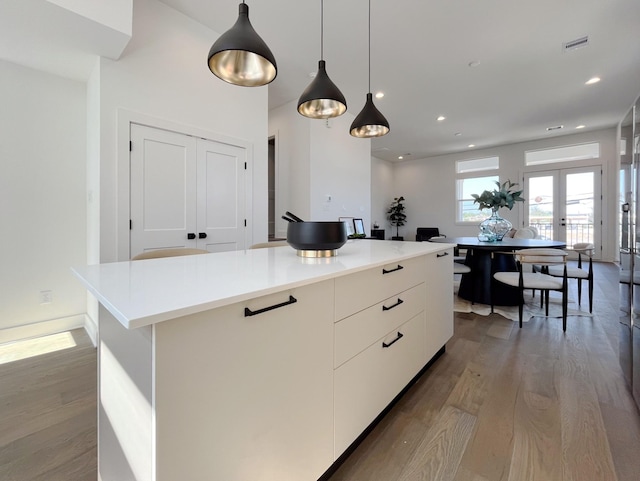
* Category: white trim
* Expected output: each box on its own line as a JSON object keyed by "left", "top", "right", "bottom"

{"left": 116, "top": 108, "right": 255, "bottom": 261}
{"left": 0, "top": 314, "right": 87, "bottom": 345}
{"left": 84, "top": 313, "right": 98, "bottom": 347}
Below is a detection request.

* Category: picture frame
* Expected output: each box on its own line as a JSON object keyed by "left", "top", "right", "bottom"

{"left": 339, "top": 217, "right": 355, "bottom": 236}
{"left": 353, "top": 218, "right": 366, "bottom": 236}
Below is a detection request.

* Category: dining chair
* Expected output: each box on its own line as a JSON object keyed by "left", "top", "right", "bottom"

{"left": 492, "top": 248, "right": 569, "bottom": 330}
{"left": 250, "top": 240, "right": 289, "bottom": 249}
{"left": 416, "top": 227, "right": 446, "bottom": 242}
{"left": 131, "top": 248, "right": 209, "bottom": 260}
{"left": 545, "top": 242, "right": 594, "bottom": 313}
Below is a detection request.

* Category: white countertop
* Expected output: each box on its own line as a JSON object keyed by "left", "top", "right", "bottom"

{"left": 73, "top": 240, "right": 454, "bottom": 329}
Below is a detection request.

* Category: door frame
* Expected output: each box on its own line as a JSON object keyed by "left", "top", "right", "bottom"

{"left": 117, "top": 109, "right": 253, "bottom": 261}
{"left": 523, "top": 164, "right": 602, "bottom": 259}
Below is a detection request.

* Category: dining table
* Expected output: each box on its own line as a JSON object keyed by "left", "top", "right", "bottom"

{"left": 431, "top": 236, "right": 567, "bottom": 306}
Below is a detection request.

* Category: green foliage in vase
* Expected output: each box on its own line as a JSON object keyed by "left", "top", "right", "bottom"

{"left": 472, "top": 180, "right": 524, "bottom": 211}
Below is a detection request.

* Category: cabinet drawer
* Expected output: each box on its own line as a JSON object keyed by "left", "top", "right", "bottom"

{"left": 335, "top": 255, "right": 425, "bottom": 320}
{"left": 334, "top": 283, "right": 425, "bottom": 368}
{"left": 334, "top": 312, "right": 427, "bottom": 458}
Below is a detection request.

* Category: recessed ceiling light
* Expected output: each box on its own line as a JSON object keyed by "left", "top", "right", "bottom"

{"left": 437, "top": 115, "right": 446, "bottom": 121}
{"left": 468, "top": 144, "right": 475, "bottom": 148}
{"left": 375, "top": 92, "right": 384, "bottom": 99}
{"left": 454, "top": 132, "right": 462, "bottom": 137}
{"left": 576, "top": 124, "right": 586, "bottom": 129}
{"left": 398, "top": 156, "right": 403, "bottom": 160}
{"left": 585, "top": 77, "right": 600, "bottom": 85}
{"left": 468, "top": 61, "right": 480, "bottom": 68}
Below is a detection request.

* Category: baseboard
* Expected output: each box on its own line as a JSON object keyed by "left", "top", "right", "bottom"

{"left": 0, "top": 314, "right": 86, "bottom": 345}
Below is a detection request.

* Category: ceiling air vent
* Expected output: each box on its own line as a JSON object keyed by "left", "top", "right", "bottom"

{"left": 546, "top": 125, "right": 564, "bottom": 131}
{"left": 563, "top": 36, "right": 589, "bottom": 52}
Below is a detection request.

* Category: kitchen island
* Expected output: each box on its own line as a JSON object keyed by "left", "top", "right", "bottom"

{"left": 73, "top": 239, "right": 455, "bottom": 481}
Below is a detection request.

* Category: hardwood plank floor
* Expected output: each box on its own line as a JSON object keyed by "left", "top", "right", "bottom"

{"left": 0, "top": 330, "right": 96, "bottom": 481}
{"left": 0, "top": 262, "right": 638, "bottom": 481}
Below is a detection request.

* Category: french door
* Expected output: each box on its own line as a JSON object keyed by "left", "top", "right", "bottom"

{"left": 524, "top": 166, "right": 601, "bottom": 259}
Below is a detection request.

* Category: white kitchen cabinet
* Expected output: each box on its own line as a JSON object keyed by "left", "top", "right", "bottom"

{"left": 425, "top": 249, "right": 454, "bottom": 356}
{"left": 153, "top": 280, "right": 335, "bottom": 481}
{"left": 334, "top": 256, "right": 424, "bottom": 320}
{"left": 73, "top": 240, "right": 456, "bottom": 480}
{"left": 334, "top": 312, "right": 427, "bottom": 456}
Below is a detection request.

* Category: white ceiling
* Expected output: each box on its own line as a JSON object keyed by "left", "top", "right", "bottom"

{"left": 159, "top": 0, "right": 640, "bottom": 162}
{"left": 3, "top": 0, "right": 639, "bottom": 162}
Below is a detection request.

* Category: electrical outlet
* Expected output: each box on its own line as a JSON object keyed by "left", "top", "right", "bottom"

{"left": 39, "top": 290, "right": 53, "bottom": 304}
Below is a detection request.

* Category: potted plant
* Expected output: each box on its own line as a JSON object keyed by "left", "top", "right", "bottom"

{"left": 387, "top": 196, "right": 406, "bottom": 240}
{"left": 472, "top": 180, "right": 524, "bottom": 241}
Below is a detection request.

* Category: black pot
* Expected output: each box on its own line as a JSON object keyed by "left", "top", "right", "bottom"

{"left": 286, "top": 221, "right": 348, "bottom": 251}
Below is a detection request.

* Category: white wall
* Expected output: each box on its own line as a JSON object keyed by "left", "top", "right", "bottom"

{"left": 0, "top": 59, "right": 87, "bottom": 341}
{"left": 96, "top": 0, "right": 269, "bottom": 262}
{"left": 269, "top": 101, "right": 372, "bottom": 236}
{"left": 269, "top": 101, "right": 311, "bottom": 239}
{"left": 309, "top": 116, "right": 371, "bottom": 227}
{"left": 391, "top": 128, "right": 618, "bottom": 260}
{"left": 371, "top": 156, "right": 394, "bottom": 239}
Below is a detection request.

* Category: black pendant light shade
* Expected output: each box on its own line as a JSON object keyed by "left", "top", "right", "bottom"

{"left": 207, "top": 3, "right": 277, "bottom": 87}
{"left": 297, "top": 0, "right": 347, "bottom": 119}
{"left": 350, "top": 92, "right": 390, "bottom": 137}
{"left": 297, "top": 60, "right": 347, "bottom": 118}
{"left": 350, "top": 0, "right": 389, "bottom": 137}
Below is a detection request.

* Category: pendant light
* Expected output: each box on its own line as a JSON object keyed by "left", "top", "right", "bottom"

{"left": 297, "top": 0, "right": 347, "bottom": 119}
{"left": 350, "top": 0, "right": 389, "bottom": 137}
{"left": 207, "top": 2, "right": 277, "bottom": 87}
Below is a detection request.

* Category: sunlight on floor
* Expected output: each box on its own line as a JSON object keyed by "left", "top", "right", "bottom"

{"left": 0, "top": 331, "right": 78, "bottom": 365}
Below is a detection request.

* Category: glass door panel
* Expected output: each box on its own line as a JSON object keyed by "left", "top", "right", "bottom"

{"left": 524, "top": 166, "right": 601, "bottom": 259}
{"left": 563, "top": 170, "right": 595, "bottom": 246}
{"left": 525, "top": 174, "right": 556, "bottom": 241}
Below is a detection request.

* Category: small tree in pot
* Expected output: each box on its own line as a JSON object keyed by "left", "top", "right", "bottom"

{"left": 387, "top": 196, "right": 406, "bottom": 240}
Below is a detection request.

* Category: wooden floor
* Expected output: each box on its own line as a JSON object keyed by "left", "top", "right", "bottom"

{"left": 0, "top": 329, "right": 96, "bottom": 481}
{"left": 0, "top": 262, "right": 638, "bottom": 481}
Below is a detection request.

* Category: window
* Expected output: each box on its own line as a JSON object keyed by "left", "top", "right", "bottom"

{"left": 525, "top": 142, "right": 600, "bottom": 166}
{"left": 457, "top": 175, "right": 499, "bottom": 223}
{"left": 455, "top": 156, "right": 500, "bottom": 223}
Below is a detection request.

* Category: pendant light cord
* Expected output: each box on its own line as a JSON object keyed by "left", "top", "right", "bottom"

{"left": 368, "top": 0, "right": 371, "bottom": 92}
{"left": 321, "top": 0, "right": 324, "bottom": 60}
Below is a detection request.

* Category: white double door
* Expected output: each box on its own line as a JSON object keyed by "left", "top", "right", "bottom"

{"left": 130, "top": 124, "right": 247, "bottom": 258}
{"left": 524, "top": 165, "right": 601, "bottom": 258}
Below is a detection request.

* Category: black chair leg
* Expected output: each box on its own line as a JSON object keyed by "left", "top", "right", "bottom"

{"left": 588, "top": 278, "right": 593, "bottom": 313}
{"left": 519, "top": 299, "right": 523, "bottom": 328}
{"left": 562, "top": 285, "right": 568, "bottom": 332}
{"left": 544, "top": 290, "right": 550, "bottom": 316}
{"left": 577, "top": 279, "right": 582, "bottom": 306}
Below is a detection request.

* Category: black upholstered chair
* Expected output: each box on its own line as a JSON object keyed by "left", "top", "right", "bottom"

{"left": 416, "top": 227, "right": 446, "bottom": 242}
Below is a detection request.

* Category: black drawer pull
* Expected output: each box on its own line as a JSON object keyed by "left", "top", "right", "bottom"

{"left": 382, "top": 331, "right": 404, "bottom": 348}
{"left": 382, "top": 298, "right": 404, "bottom": 311}
{"left": 382, "top": 265, "right": 404, "bottom": 274}
{"left": 244, "top": 295, "right": 297, "bottom": 317}
{"left": 437, "top": 252, "right": 449, "bottom": 258}
{"left": 187, "top": 232, "right": 196, "bottom": 240}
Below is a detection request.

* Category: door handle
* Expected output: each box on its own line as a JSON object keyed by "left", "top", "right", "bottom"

{"left": 199, "top": 232, "right": 207, "bottom": 239}
{"left": 187, "top": 233, "right": 196, "bottom": 240}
